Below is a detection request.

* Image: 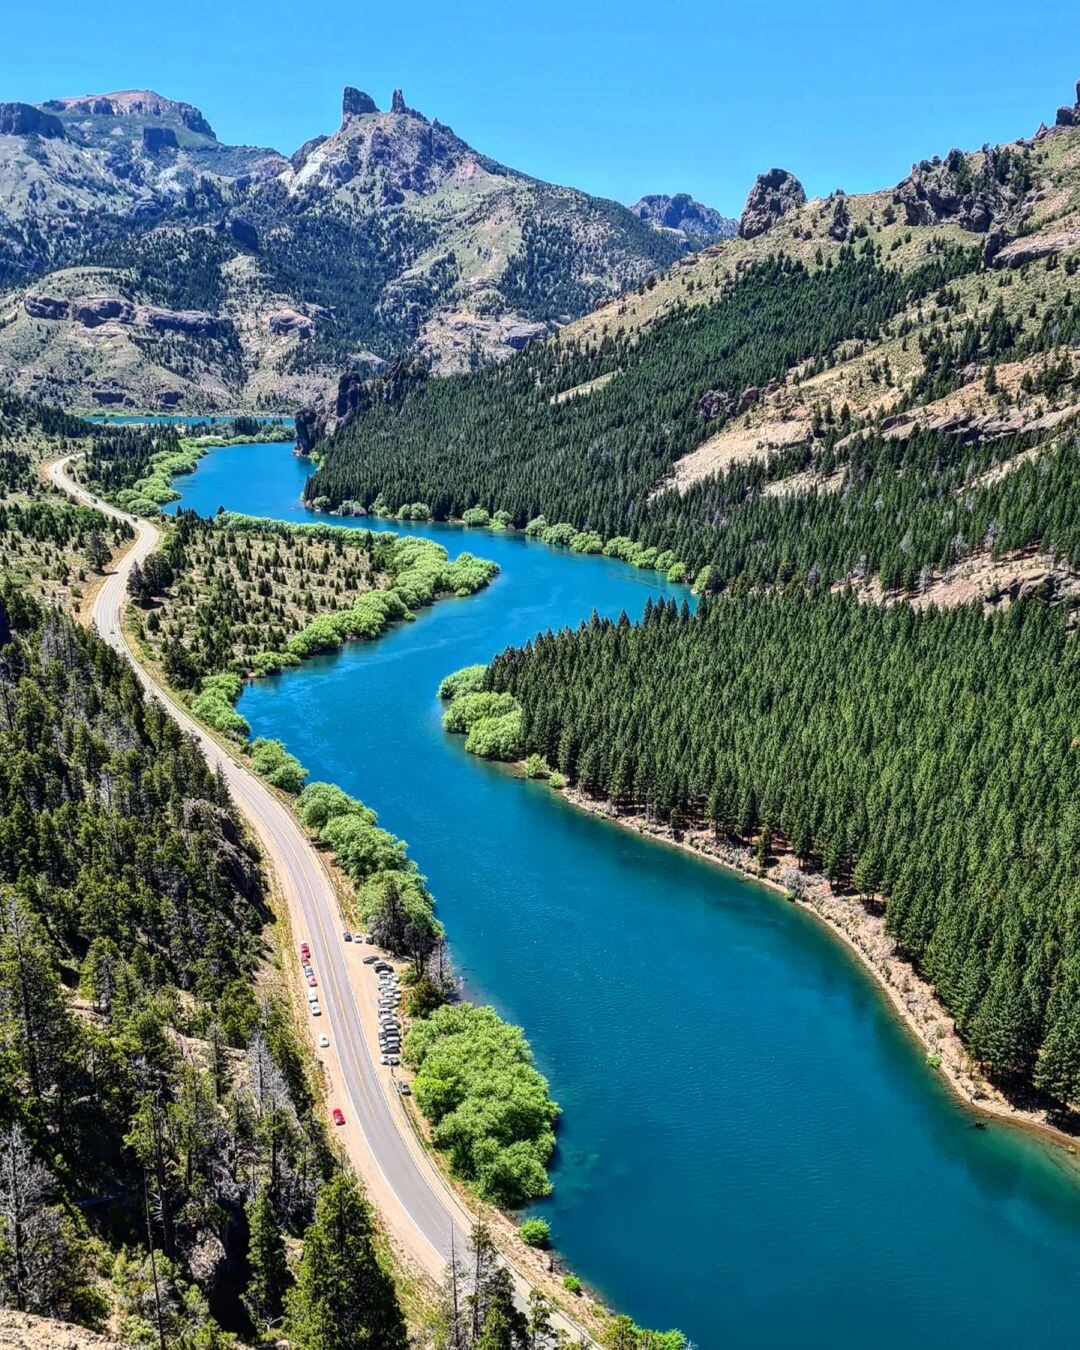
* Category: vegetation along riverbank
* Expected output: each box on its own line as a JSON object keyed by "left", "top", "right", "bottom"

{"left": 438, "top": 584, "right": 1080, "bottom": 1145}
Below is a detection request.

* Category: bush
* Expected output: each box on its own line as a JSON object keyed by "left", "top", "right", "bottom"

{"left": 461, "top": 506, "right": 491, "bottom": 527}
{"left": 437, "top": 664, "right": 488, "bottom": 701}
{"left": 519, "top": 1218, "right": 551, "bottom": 1248}
{"left": 523, "top": 753, "right": 549, "bottom": 779}
{"left": 464, "top": 709, "right": 523, "bottom": 761}
{"left": 404, "top": 1003, "right": 559, "bottom": 1206}
{"left": 250, "top": 738, "right": 308, "bottom": 793}
{"left": 562, "top": 1275, "right": 581, "bottom": 1295}
{"left": 442, "top": 691, "right": 519, "bottom": 734}
{"left": 296, "top": 781, "right": 375, "bottom": 831}
{"left": 191, "top": 673, "right": 250, "bottom": 739}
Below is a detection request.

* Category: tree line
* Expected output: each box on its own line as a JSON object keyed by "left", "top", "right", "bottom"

{"left": 485, "top": 591, "right": 1080, "bottom": 1106}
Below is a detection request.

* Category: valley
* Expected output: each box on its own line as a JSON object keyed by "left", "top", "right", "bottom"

{"left": 1, "top": 48, "right": 1079, "bottom": 1350}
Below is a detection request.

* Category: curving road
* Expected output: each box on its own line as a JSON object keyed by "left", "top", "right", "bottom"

{"left": 50, "top": 456, "right": 587, "bottom": 1337}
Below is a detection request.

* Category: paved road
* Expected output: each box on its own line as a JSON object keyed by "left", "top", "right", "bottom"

{"left": 49, "top": 457, "right": 592, "bottom": 1334}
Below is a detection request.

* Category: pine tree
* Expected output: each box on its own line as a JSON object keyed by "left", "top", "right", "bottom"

{"left": 245, "top": 1185, "right": 288, "bottom": 1330}
{"left": 289, "top": 1173, "right": 406, "bottom": 1350}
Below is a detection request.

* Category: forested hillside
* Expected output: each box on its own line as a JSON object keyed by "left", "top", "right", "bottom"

{"left": 0, "top": 592, "right": 334, "bottom": 1340}
{"left": 307, "top": 106, "right": 1080, "bottom": 610}
{"left": 0, "top": 396, "right": 420, "bottom": 1345}
{"left": 484, "top": 593, "right": 1080, "bottom": 1107}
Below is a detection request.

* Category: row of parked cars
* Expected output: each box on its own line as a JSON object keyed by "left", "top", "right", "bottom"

{"left": 372, "top": 960, "right": 404, "bottom": 1072}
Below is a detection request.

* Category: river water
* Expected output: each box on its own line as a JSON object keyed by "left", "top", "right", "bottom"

{"left": 167, "top": 440, "right": 1080, "bottom": 1349}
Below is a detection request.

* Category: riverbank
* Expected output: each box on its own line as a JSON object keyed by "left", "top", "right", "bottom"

{"left": 549, "top": 779, "right": 1080, "bottom": 1158}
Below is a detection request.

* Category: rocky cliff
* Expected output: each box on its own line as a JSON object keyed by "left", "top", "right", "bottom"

{"left": 738, "top": 168, "right": 807, "bottom": 239}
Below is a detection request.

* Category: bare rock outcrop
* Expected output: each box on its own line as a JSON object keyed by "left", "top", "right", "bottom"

{"left": 226, "top": 214, "right": 258, "bottom": 250}
{"left": 1054, "top": 80, "right": 1080, "bottom": 127}
{"left": 23, "top": 292, "right": 69, "bottom": 320}
{"left": 135, "top": 305, "right": 222, "bottom": 336}
{"left": 0, "top": 102, "right": 65, "bottom": 138}
{"left": 738, "top": 169, "right": 806, "bottom": 240}
{"left": 342, "top": 86, "right": 378, "bottom": 122}
{"left": 894, "top": 144, "right": 1028, "bottom": 233}
{"left": 71, "top": 296, "right": 134, "bottom": 327}
{"left": 141, "top": 125, "right": 178, "bottom": 152}
{"left": 291, "top": 133, "right": 327, "bottom": 171}
{"left": 988, "top": 228, "right": 1080, "bottom": 269}
{"left": 268, "top": 308, "right": 314, "bottom": 339}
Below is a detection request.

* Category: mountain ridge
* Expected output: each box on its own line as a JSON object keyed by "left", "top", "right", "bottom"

{"left": 0, "top": 82, "right": 689, "bottom": 410}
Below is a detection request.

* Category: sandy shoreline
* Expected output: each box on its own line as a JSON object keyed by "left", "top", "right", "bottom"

{"left": 554, "top": 782, "right": 1080, "bottom": 1162}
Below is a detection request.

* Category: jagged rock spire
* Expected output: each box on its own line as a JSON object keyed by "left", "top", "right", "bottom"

{"left": 342, "top": 86, "right": 378, "bottom": 123}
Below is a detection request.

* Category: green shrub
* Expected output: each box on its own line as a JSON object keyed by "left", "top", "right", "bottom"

{"left": 461, "top": 506, "right": 491, "bottom": 527}
{"left": 249, "top": 738, "right": 308, "bottom": 793}
{"left": 442, "top": 690, "right": 519, "bottom": 734}
{"left": 523, "top": 753, "right": 549, "bottom": 779}
{"left": 296, "top": 781, "right": 375, "bottom": 831}
{"left": 562, "top": 1275, "right": 581, "bottom": 1295}
{"left": 519, "top": 1218, "right": 551, "bottom": 1248}
{"left": 464, "top": 709, "right": 523, "bottom": 760}
{"left": 404, "top": 1003, "right": 559, "bottom": 1206}
{"left": 437, "top": 664, "right": 488, "bottom": 701}
{"left": 191, "top": 673, "right": 250, "bottom": 739}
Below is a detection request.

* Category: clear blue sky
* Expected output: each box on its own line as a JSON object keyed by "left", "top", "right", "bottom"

{"left": 4, "top": 0, "right": 1079, "bottom": 216}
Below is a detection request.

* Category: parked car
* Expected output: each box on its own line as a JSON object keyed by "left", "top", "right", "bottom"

{"left": 332, "top": 1108, "right": 345, "bottom": 1126}
{"left": 310, "top": 1003, "right": 322, "bottom": 1016}
{"left": 363, "top": 954, "right": 378, "bottom": 965}
{"left": 308, "top": 975, "right": 318, "bottom": 987}
{"left": 318, "top": 1034, "right": 330, "bottom": 1048}
{"left": 355, "top": 933, "right": 366, "bottom": 943}
{"left": 343, "top": 930, "right": 352, "bottom": 942}
{"left": 398, "top": 1082, "right": 411, "bottom": 1096}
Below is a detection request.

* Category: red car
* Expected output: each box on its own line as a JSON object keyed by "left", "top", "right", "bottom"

{"left": 308, "top": 975, "right": 318, "bottom": 987}
{"left": 300, "top": 944, "right": 310, "bottom": 960}
{"left": 332, "top": 1108, "right": 345, "bottom": 1126}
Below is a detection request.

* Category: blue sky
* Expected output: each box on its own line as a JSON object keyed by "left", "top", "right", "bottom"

{"left": 4, "top": 0, "right": 1079, "bottom": 216}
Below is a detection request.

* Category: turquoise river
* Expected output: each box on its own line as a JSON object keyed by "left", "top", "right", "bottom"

{"left": 167, "top": 439, "right": 1080, "bottom": 1348}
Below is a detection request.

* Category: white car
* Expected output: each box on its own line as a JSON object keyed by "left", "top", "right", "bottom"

{"left": 310, "top": 1002, "right": 322, "bottom": 1016}
{"left": 318, "top": 1034, "right": 330, "bottom": 1048}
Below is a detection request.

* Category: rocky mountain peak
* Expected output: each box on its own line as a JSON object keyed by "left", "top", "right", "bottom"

{"left": 1055, "top": 79, "right": 1080, "bottom": 128}
{"left": 630, "top": 192, "right": 737, "bottom": 245}
{"left": 342, "top": 86, "right": 378, "bottom": 123}
{"left": 738, "top": 168, "right": 806, "bottom": 239}
{"left": 41, "top": 90, "right": 216, "bottom": 138}
{"left": 391, "top": 89, "right": 407, "bottom": 115}
{"left": 0, "top": 102, "right": 65, "bottom": 139}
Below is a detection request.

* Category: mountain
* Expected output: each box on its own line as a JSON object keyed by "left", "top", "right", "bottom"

{"left": 629, "top": 192, "right": 737, "bottom": 245}
{"left": 0, "top": 84, "right": 684, "bottom": 410}
{"left": 0, "top": 89, "right": 286, "bottom": 273}
{"left": 304, "top": 77, "right": 1080, "bottom": 607}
